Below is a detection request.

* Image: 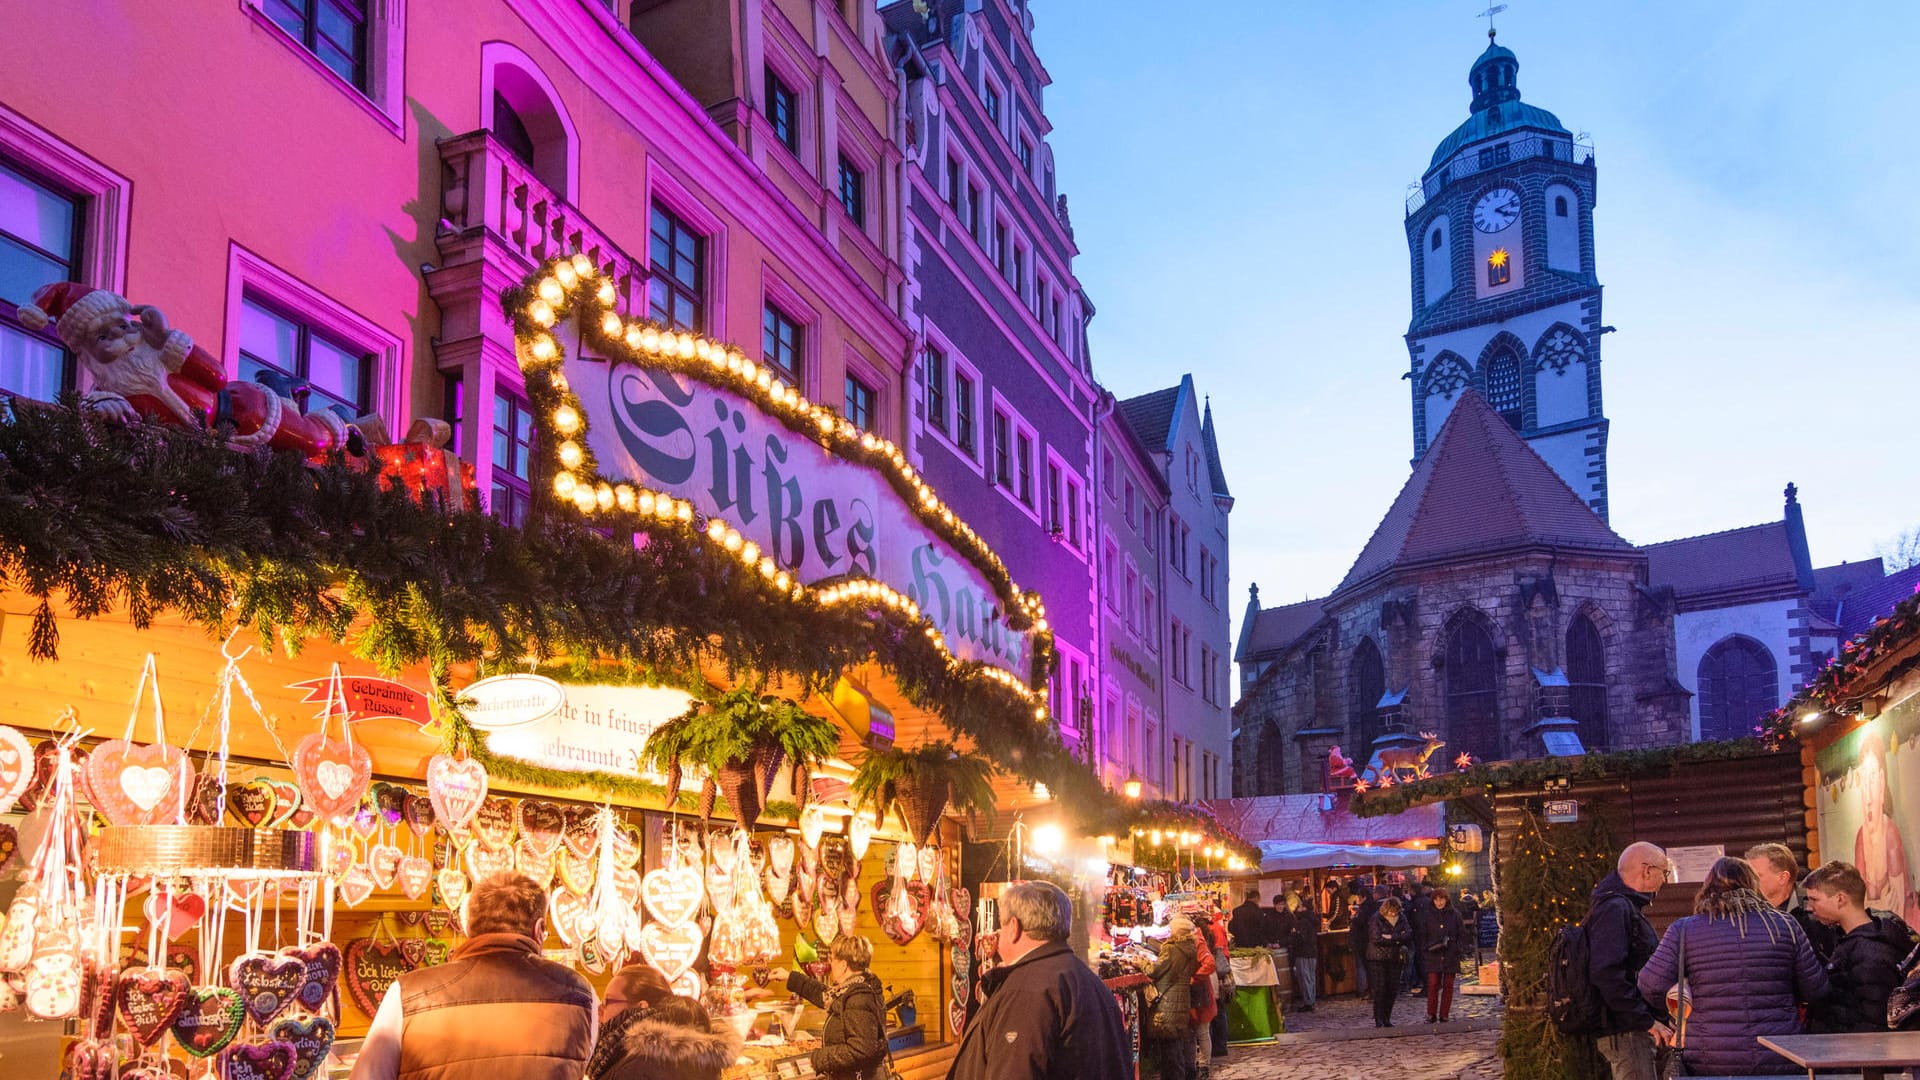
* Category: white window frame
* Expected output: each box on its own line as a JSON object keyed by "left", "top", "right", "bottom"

{"left": 0, "top": 100, "right": 131, "bottom": 315}
{"left": 242, "top": 0, "right": 407, "bottom": 137}
{"left": 988, "top": 390, "right": 1041, "bottom": 524}
{"left": 223, "top": 242, "right": 405, "bottom": 427}
{"left": 1044, "top": 447, "right": 1087, "bottom": 557}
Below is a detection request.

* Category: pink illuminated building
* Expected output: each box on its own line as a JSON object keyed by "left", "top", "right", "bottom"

{"left": 0, "top": 0, "right": 907, "bottom": 523}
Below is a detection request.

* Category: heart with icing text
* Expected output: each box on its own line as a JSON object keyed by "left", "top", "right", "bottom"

{"left": 342, "top": 938, "right": 415, "bottom": 1018}
{"left": 515, "top": 800, "right": 564, "bottom": 858}
{"left": 290, "top": 733, "right": 370, "bottom": 821}
{"left": 116, "top": 966, "right": 191, "bottom": 1045}
{"left": 226, "top": 779, "right": 278, "bottom": 827}
{"left": 471, "top": 797, "right": 516, "bottom": 851}
{"left": 231, "top": 952, "right": 306, "bottom": 1027}
{"left": 637, "top": 922, "right": 704, "bottom": 982}
{"left": 282, "top": 942, "right": 341, "bottom": 1014}
{"left": 169, "top": 986, "right": 243, "bottom": 1057}
{"left": 642, "top": 865, "right": 705, "bottom": 927}
{"left": 397, "top": 856, "right": 432, "bottom": 900}
{"left": 272, "top": 1015, "right": 336, "bottom": 1080}
{"left": 338, "top": 866, "right": 375, "bottom": 908}
{"left": 424, "top": 754, "right": 488, "bottom": 831}
{"left": 87, "top": 742, "right": 193, "bottom": 826}
{"left": 224, "top": 1039, "right": 298, "bottom": 1080}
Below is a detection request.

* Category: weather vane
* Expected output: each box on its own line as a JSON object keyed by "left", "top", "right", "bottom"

{"left": 1479, "top": 4, "right": 1507, "bottom": 39}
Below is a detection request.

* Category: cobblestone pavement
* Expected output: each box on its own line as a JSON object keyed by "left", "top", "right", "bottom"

{"left": 1209, "top": 990, "right": 1504, "bottom": 1079}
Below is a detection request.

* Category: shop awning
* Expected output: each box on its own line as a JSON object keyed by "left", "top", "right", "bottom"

{"left": 1255, "top": 840, "right": 1441, "bottom": 872}
{"left": 1201, "top": 794, "right": 1444, "bottom": 846}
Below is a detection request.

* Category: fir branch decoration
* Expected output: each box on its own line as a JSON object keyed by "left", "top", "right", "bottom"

{"left": 1495, "top": 809, "right": 1616, "bottom": 1080}
{"left": 1759, "top": 588, "right": 1920, "bottom": 747}
{"left": 0, "top": 398, "right": 1115, "bottom": 825}
{"left": 850, "top": 741, "right": 997, "bottom": 844}
{"left": 1351, "top": 737, "right": 1772, "bottom": 818}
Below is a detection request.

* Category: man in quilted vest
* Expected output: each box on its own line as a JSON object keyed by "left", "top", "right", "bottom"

{"left": 351, "top": 873, "right": 597, "bottom": 1080}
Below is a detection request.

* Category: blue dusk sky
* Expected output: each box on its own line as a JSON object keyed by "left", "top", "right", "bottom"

{"left": 1037, "top": 1, "right": 1919, "bottom": 638}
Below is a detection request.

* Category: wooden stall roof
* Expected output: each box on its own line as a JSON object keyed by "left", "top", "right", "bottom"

{"left": 1493, "top": 749, "right": 1809, "bottom": 933}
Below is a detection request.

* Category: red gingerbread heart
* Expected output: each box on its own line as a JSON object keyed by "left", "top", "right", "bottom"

{"left": 425, "top": 754, "right": 487, "bottom": 831}
{"left": 290, "top": 733, "right": 370, "bottom": 821}
{"left": 116, "top": 966, "right": 190, "bottom": 1045}
{"left": 86, "top": 741, "right": 193, "bottom": 826}
{"left": 224, "top": 1039, "right": 298, "bottom": 1080}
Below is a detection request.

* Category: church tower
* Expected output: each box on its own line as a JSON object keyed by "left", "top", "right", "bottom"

{"left": 1405, "top": 33, "right": 1609, "bottom": 519}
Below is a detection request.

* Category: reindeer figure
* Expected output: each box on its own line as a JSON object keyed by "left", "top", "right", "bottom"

{"left": 1374, "top": 732, "right": 1446, "bottom": 783}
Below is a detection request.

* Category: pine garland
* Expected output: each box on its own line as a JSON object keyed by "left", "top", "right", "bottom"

{"left": 0, "top": 399, "right": 1106, "bottom": 824}
{"left": 1759, "top": 589, "right": 1920, "bottom": 746}
{"left": 1496, "top": 808, "right": 1616, "bottom": 1080}
{"left": 1351, "top": 737, "right": 1775, "bottom": 818}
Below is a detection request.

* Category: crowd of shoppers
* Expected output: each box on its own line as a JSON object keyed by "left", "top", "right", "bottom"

{"left": 1576, "top": 840, "right": 1920, "bottom": 1079}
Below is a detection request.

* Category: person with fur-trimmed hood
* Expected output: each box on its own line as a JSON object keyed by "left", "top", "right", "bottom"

{"left": 596, "top": 995, "right": 741, "bottom": 1080}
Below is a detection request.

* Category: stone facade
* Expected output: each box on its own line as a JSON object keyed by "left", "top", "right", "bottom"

{"left": 1233, "top": 549, "right": 1690, "bottom": 796}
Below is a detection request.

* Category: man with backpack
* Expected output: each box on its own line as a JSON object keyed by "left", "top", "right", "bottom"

{"left": 1558, "top": 843, "right": 1675, "bottom": 1080}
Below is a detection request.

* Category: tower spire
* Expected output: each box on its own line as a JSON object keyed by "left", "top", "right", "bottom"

{"left": 1479, "top": 4, "right": 1507, "bottom": 40}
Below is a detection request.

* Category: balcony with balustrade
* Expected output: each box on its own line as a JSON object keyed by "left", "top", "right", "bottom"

{"left": 1406, "top": 133, "right": 1595, "bottom": 217}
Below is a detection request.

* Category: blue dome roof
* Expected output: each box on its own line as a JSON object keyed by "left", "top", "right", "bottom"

{"left": 1427, "top": 36, "right": 1569, "bottom": 172}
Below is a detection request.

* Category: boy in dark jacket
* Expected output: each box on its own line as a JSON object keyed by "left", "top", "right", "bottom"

{"left": 1805, "top": 860, "right": 1908, "bottom": 1033}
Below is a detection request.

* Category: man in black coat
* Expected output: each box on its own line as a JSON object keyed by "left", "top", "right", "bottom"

{"left": 946, "top": 881, "right": 1129, "bottom": 1080}
{"left": 1350, "top": 886, "right": 1383, "bottom": 998}
{"left": 1747, "top": 843, "right": 1841, "bottom": 961}
{"left": 1228, "top": 890, "right": 1268, "bottom": 947}
{"left": 1588, "top": 843, "right": 1675, "bottom": 1080}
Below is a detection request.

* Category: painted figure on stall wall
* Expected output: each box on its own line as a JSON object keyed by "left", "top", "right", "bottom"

{"left": 1815, "top": 697, "right": 1920, "bottom": 930}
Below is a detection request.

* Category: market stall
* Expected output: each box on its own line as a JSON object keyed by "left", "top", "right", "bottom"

{"left": 0, "top": 256, "right": 1122, "bottom": 1080}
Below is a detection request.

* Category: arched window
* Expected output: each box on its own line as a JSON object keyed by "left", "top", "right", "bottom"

{"left": 1255, "top": 722, "right": 1285, "bottom": 795}
{"left": 1567, "top": 615, "right": 1608, "bottom": 751}
{"left": 1554, "top": 194, "right": 1570, "bottom": 217}
{"left": 1698, "top": 637, "right": 1779, "bottom": 741}
{"left": 1349, "top": 638, "right": 1385, "bottom": 758}
{"left": 1486, "top": 346, "right": 1523, "bottom": 429}
{"left": 483, "top": 44, "right": 578, "bottom": 202}
{"left": 1445, "top": 617, "right": 1501, "bottom": 762}
{"left": 1430, "top": 227, "right": 1443, "bottom": 251}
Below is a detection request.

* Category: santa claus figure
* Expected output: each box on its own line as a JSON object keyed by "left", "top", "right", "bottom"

{"left": 17, "top": 281, "right": 355, "bottom": 457}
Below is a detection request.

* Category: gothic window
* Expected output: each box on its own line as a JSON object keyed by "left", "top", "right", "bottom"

{"left": 1424, "top": 354, "right": 1471, "bottom": 399}
{"left": 1256, "top": 721, "right": 1285, "bottom": 795}
{"left": 1349, "top": 638, "right": 1385, "bottom": 759}
{"left": 1444, "top": 617, "right": 1502, "bottom": 763}
{"left": 1567, "top": 616, "right": 1608, "bottom": 751}
{"left": 1698, "top": 637, "right": 1779, "bottom": 742}
{"left": 1486, "top": 347, "right": 1523, "bottom": 429}
{"left": 1534, "top": 326, "right": 1587, "bottom": 374}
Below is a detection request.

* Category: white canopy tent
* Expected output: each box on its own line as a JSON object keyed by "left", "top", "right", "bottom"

{"left": 1255, "top": 839, "right": 1441, "bottom": 873}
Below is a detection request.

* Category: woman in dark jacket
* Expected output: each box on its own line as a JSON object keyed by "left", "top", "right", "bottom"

{"left": 1638, "top": 857, "right": 1830, "bottom": 1075}
{"left": 1804, "top": 860, "right": 1908, "bottom": 1033}
{"left": 1144, "top": 917, "right": 1200, "bottom": 1080}
{"left": 1410, "top": 890, "right": 1469, "bottom": 1023}
{"left": 1366, "top": 898, "right": 1414, "bottom": 1028}
{"left": 778, "top": 934, "right": 888, "bottom": 1080}
{"left": 597, "top": 995, "right": 741, "bottom": 1080}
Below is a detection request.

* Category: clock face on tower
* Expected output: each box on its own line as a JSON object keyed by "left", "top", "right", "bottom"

{"left": 1473, "top": 187, "right": 1520, "bottom": 232}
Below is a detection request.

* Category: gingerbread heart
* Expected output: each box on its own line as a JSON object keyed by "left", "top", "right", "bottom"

{"left": 368, "top": 845, "right": 404, "bottom": 890}
{"left": 402, "top": 793, "right": 436, "bottom": 838}
{"left": 513, "top": 838, "right": 555, "bottom": 885}
{"left": 325, "top": 838, "right": 357, "bottom": 878}
{"left": 227, "top": 779, "right": 278, "bottom": 828}
{"left": 0, "top": 724, "right": 34, "bottom": 812}
{"left": 267, "top": 780, "right": 304, "bottom": 827}
{"left": 637, "top": 922, "right": 703, "bottom": 982}
{"left": 224, "top": 1039, "right": 298, "bottom": 1080}
{"left": 548, "top": 889, "right": 594, "bottom": 947}
{"left": 338, "top": 866, "right": 376, "bottom": 908}
{"left": 561, "top": 807, "right": 600, "bottom": 860}
{"left": 187, "top": 773, "right": 225, "bottom": 825}
{"left": 434, "top": 867, "right": 469, "bottom": 911}
{"left": 291, "top": 733, "right": 371, "bottom": 821}
{"left": 425, "top": 754, "right": 488, "bottom": 832}
{"left": 349, "top": 801, "right": 379, "bottom": 841}
{"left": 282, "top": 942, "right": 341, "bottom": 1014}
{"left": 610, "top": 866, "right": 642, "bottom": 908}
{"left": 515, "top": 800, "right": 564, "bottom": 858}
{"left": 398, "top": 939, "right": 427, "bottom": 968}
{"left": 423, "top": 910, "right": 457, "bottom": 936}
{"left": 559, "top": 848, "right": 596, "bottom": 895}
{"left": 371, "top": 782, "right": 406, "bottom": 827}
{"left": 169, "top": 985, "right": 243, "bottom": 1057}
{"left": 116, "top": 966, "right": 191, "bottom": 1045}
{"left": 395, "top": 855, "right": 432, "bottom": 901}
{"left": 86, "top": 741, "right": 193, "bottom": 826}
{"left": 612, "top": 822, "right": 642, "bottom": 868}
{"left": 272, "top": 1015, "right": 336, "bottom": 1080}
{"left": 231, "top": 952, "right": 306, "bottom": 1027}
{"left": 471, "top": 797, "right": 516, "bottom": 851}
{"left": 342, "top": 938, "right": 414, "bottom": 1018}
{"left": 642, "top": 865, "right": 704, "bottom": 927}
{"left": 142, "top": 891, "right": 205, "bottom": 941}
{"left": 466, "top": 841, "right": 513, "bottom": 883}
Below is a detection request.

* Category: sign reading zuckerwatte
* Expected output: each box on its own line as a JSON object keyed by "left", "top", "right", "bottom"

{"left": 567, "top": 344, "right": 1030, "bottom": 675}
{"left": 460, "top": 675, "right": 696, "bottom": 779}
